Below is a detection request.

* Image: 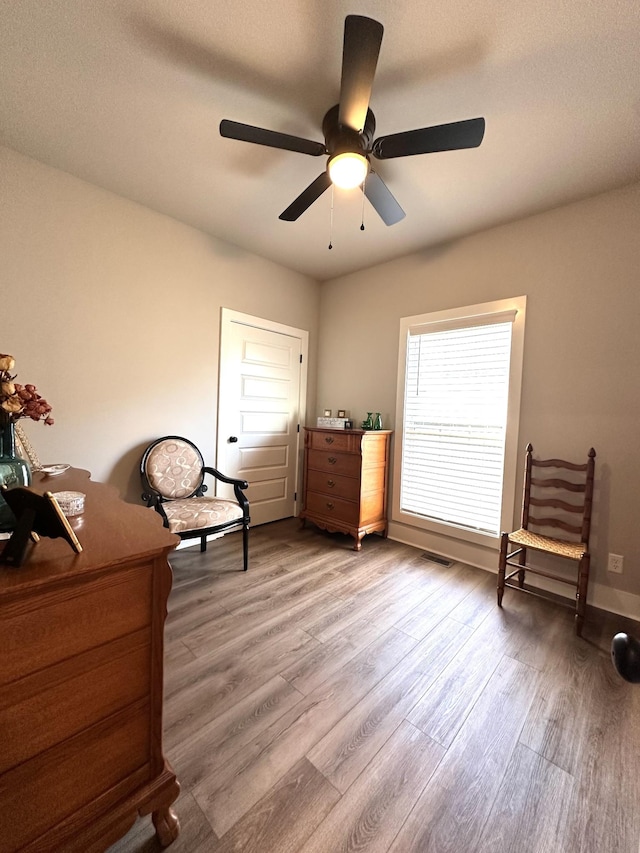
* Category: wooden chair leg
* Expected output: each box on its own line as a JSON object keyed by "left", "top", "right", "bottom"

{"left": 575, "top": 553, "right": 590, "bottom": 637}
{"left": 517, "top": 548, "right": 526, "bottom": 588}
{"left": 200, "top": 535, "right": 207, "bottom": 553}
{"left": 497, "top": 533, "right": 508, "bottom": 606}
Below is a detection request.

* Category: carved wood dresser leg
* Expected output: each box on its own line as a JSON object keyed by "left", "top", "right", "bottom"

{"left": 152, "top": 806, "right": 180, "bottom": 847}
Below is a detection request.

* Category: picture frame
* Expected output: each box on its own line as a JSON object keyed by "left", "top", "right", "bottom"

{"left": 0, "top": 486, "right": 83, "bottom": 567}
{"left": 323, "top": 409, "right": 332, "bottom": 417}
{"left": 337, "top": 410, "right": 346, "bottom": 418}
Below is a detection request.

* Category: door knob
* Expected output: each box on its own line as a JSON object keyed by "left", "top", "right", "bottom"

{"left": 228, "top": 436, "right": 238, "bottom": 443}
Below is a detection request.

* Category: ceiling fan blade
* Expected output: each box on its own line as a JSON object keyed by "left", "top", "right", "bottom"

{"left": 372, "top": 117, "right": 486, "bottom": 159}
{"left": 279, "top": 172, "right": 332, "bottom": 221}
{"left": 364, "top": 171, "right": 405, "bottom": 226}
{"left": 220, "top": 120, "right": 325, "bottom": 156}
{"left": 338, "top": 16, "right": 384, "bottom": 132}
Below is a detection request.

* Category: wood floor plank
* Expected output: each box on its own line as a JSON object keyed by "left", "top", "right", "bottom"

{"left": 177, "top": 586, "right": 335, "bottom": 662}
{"left": 519, "top": 628, "right": 595, "bottom": 775}
{"left": 164, "top": 638, "right": 196, "bottom": 670}
{"left": 170, "top": 675, "right": 304, "bottom": 790}
{"left": 210, "top": 758, "right": 340, "bottom": 853}
{"left": 396, "top": 564, "right": 486, "bottom": 640}
{"left": 388, "top": 655, "right": 540, "bottom": 853}
{"left": 474, "top": 742, "right": 574, "bottom": 853}
{"left": 301, "top": 721, "right": 444, "bottom": 853}
{"left": 406, "top": 626, "right": 505, "bottom": 748}
{"left": 446, "top": 570, "right": 499, "bottom": 628}
{"left": 165, "top": 613, "right": 310, "bottom": 697}
{"left": 192, "top": 627, "right": 417, "bottom": 837}
{"left": 216, "top": 554, "right": 343, "bottom": 614}
{"left": 303, "top": 570, "right": 432, "bottom": 642}
{"left": 279, "top": 617, "right": 384, "bottom": 695}
{"left": 163, "top": 627, "right": 317, "bottom": 749}
{"left": 482, "top": 586, "right": 572, "bottom": 671}
{"left": 308, "top": 617, "right": 473, "bottom": 792}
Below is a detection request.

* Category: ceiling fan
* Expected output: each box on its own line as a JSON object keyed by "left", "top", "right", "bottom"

{"left": 220, "top": 15, "right": 485, "bottom": 226}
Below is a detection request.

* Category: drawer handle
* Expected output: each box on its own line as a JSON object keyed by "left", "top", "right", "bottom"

{"left": 328, "top": 456, "right": 337, "bottom": 465}
{"left": 327, "top": 479, "right": 335, "bottom": 488}
{"left": 326, "top": 501, "right": 335, "bottom": 510}
{"left": 325, "top": 436, "right": 334, "bottom": 444}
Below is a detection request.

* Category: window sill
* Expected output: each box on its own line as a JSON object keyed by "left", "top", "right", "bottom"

{"left": 392, "top": 508, "right": 501, "bottom": 550}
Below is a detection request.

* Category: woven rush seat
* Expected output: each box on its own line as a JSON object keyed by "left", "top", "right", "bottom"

{"left": 507, "top": 528, "right": 587, "bottom": 561}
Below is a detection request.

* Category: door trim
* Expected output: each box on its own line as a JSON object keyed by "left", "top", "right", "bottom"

{"left": 217, "top": 308, "right": 309, "bottom": 518}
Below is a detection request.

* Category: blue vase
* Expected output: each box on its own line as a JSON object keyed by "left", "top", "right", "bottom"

{"left": 0, "top": 420, "right": 32, "bottom": 532}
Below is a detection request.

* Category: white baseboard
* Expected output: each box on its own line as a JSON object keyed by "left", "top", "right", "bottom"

{"left": 388, "top": 521, "right": 640, "bottom": 622}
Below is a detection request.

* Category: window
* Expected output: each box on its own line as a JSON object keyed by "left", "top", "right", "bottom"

{"left": 393, "top": 297, "right": 526, "bottom": 547}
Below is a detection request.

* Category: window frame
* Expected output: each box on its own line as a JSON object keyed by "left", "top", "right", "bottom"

{"left": 392, "top": 296, "right": 527, "bottom": 549}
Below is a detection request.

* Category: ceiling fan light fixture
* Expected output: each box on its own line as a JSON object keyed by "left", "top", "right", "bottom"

{"left": 328, "top": 151, "right": 369, "bottom": 189}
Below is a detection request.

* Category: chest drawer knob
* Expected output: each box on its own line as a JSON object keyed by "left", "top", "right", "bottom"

{"left": 325, "top": 436, "right": 334, "bottom": 444}
{"left": 327, "top": 479, "right": 335, "bottom": 487}
{"left": 328, "top": 456, "right": 337, "bottom": 465}
{"left": 326, "top": 501, "right": 335, "bottom": 510}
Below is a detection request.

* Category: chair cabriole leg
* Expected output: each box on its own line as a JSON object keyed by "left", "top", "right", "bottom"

{"left": 243, "top": 524, "right": 249, "bottom": 571}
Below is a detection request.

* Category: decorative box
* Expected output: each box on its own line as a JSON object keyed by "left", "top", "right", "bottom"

{"left": 52, "top": 490, "right": 86, "bottom": 517}
{"left": 316, "top": 417, "right": 348, "bottom": 429}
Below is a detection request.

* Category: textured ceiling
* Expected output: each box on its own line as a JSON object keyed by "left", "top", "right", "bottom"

{"left": 2, "top": 0, "right": 639, "bottom": 280}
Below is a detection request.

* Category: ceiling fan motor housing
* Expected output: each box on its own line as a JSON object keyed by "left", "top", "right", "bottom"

{"left": 322, "top": 104, "right": 376, "bottom": 158}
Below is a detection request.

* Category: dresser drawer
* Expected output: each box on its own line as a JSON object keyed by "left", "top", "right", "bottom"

{"left": 307, "top": 449, "right": 361, "bottom": 478}
{"left": 309, "top": 430, "right": 360, "bottom": 453}
{"left": 0, "top": 631, "right": 151, "bottom": 774}
{"left": 306, "top": 469, "right": 361, "bottom": 501}
{"left": 4, "top": 700, "right": 151, "bottom": 852}
{"left": 0, "top": 564, "right": 153, "bottom": 686}
{"left": 305, "top": 491, "right": 360, "bottom": 525}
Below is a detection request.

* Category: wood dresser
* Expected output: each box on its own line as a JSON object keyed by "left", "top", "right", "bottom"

{"left": 300, "top": 427, "right": 392, "bottom": 550}
{"left": 0, "top": 468, "right": 180, "bottom": 853}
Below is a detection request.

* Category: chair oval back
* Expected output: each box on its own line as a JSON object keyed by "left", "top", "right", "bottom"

{"left": 143, "top": 437, "right": 204, "bottom": 499}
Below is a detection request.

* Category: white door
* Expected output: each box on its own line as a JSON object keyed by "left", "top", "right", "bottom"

{"left": 217, "top": 310, "right": 308, "bottom": 526}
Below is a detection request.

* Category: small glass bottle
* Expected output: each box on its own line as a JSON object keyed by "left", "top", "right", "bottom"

{"left": 373, "top": 412, "right": 383, "bottom": 430}
{"left": 361, "top": 412, "right": 373, "bottom": 429}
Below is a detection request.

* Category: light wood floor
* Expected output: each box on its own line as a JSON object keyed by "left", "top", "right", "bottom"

{"left": 111, "top": 519, "right": 640, "bottom": 853}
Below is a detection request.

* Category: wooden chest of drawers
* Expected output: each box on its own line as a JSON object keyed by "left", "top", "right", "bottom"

{"left": 300, "top": 427, "right": 392, "bottom": 550}
{"left": 0, "top": 469, "right": 180, "bottom": 853}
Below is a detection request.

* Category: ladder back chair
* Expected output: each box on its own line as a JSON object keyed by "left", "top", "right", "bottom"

{"left": 141, "top": 436, "right": 250, "bottom": 571}
{"left": 497, "top": 443, "right": 596, "bottom": 636}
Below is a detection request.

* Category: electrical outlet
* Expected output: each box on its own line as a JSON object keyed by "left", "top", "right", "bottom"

{"left": 608, "top": 553, "right": 624, "bottom": 574}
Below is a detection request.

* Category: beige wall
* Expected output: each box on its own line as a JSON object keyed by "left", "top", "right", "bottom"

{"left": 317, "top": 182, "right": 640, "bottom": 613}
{"left": 1, "top": 145, "right": 320, "bottom": 502}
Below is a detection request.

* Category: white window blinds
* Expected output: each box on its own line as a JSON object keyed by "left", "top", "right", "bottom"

{"left": 400, "top": 316, "right": 514, "bottom": 536}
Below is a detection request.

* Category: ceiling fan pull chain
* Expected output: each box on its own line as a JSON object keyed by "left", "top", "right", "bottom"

{"left": 328, "top": 184, "right": 334, "bottom": 249}
{"left": 360, "top": 180, "right": 366, "bottom": 230}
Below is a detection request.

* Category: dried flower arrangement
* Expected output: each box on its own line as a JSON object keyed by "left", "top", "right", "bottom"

{"left": 0, "top": 354, "right": 54, "bottom": 428}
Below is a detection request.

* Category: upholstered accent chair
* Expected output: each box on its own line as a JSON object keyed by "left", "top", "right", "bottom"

{"left": 497, "top": 443, "right": 596, "bottom": 636}
{"left": 141, "top": 436, "right": 250, "bottom": 570}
